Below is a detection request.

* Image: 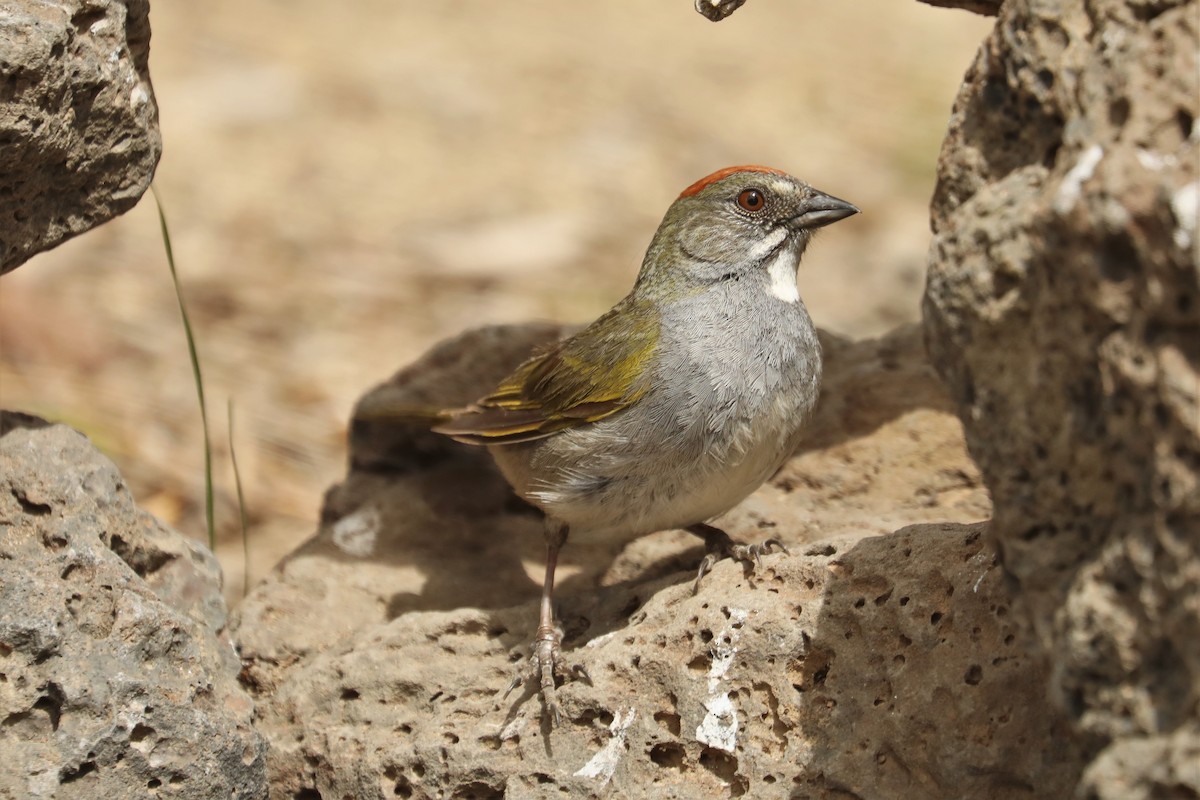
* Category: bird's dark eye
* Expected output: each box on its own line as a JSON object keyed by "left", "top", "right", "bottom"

{"left": 737, "top": 188, "right": 765, "bottom": 212}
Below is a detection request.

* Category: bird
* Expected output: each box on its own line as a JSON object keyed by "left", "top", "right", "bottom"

{"left": 380, "top": 166, "right": 857, "bottom": 723}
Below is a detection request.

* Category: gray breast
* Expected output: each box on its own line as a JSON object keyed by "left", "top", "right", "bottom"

{"left": 513, "top": 279, "right": 823, "bottom": 542}
{"left": 648, "top": 280, "right": 821, "bottom": 447}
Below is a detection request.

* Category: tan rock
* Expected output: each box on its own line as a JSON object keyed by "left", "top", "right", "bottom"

{"left": 228, "top": 323, "right": 1079, "bottom": 797}
{"left": 924, "top": 0, "right": 1200, "bottom": 789}
{"left": 253, "top": 524, "right": 1084, "bottom": 799}
{"left": 232, "top": 324, "right": 991, "bottom": 690}
{"left": 0, "top": 413, "right": 267, "bottom": 798}
{"left": 0, "top": 0, "right": 160, "bottom": 273}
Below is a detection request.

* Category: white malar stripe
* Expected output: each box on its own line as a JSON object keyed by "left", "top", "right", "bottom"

{"left": 746, "top": 227, "right": 787, "bottom": 262}
{"left": 767, "top": 247, "right": 800, "bottom": 303}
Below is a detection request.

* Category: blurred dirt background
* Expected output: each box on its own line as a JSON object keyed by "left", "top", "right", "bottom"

{"left": 0, "top": 1, "right": 991, "bottom": 601}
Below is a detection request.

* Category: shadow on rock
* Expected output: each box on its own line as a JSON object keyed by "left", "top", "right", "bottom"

{"left": 230, "top": 322, "right": 988, "bottom": 696}
{"left": 245, "top": 521, "right": 1089, "bottom": 798}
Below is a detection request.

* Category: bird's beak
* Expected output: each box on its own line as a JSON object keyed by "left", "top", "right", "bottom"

{"left": 791, "top": 191, "right": 860, "bottom": 230}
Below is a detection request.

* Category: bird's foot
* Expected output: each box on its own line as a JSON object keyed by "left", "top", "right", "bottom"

{"left": 689, "top": 523, "right": 789, "bottom": 594}
{"left": 501, "top": 623, "right": 590, "bottom": 726}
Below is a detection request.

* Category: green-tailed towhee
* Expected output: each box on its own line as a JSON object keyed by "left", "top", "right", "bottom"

{"left": 389, "top": 166, "right": 857, "bottom": 723}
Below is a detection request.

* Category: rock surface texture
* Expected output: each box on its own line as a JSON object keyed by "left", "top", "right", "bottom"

{"left": 695, "top": 0, "right": 1003, "bottom": 20}
{"left": 0, "top": 413, "right": 268, "bottom": 799}
{"left": 254, "top": 525, "right": 1078, "bottom": 800}
{"left": 6, "top": 0, "right": 1192, "bottom": 795}
{"left": 0, "top": 0, "right": 160, "bottom": 274}
{"left": 915, "top": 0, "right": 1003, "bottom": 15}
{"left": 923, "top": 0, "right": 1200, "bottom": 795}
{"left": 230, "top": 323, "right": 1092, "bottom": 798}
{"left": 234, "top": 323, "right": 993, "bottom": 692}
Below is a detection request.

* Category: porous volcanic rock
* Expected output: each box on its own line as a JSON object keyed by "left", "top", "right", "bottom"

{"left": 695, "top": 0, "right": 1003, "bottom": 20}
{"left": 0, "top": 0, "right": 160, "bottom": 273}
{"left": 252, "top": 524, "right": 1084, "bottom": 799}
{"left": 227, "top": 322, "right": 1085, "bottom": 798}
{"left": 231, "top": 323, "right": 992, "bottom": 694}
{"left": 0, "top": 413, "right": 267, "bottom": 798}
{"left": 923, "top": 0, "right": 1199, "bottom": 791}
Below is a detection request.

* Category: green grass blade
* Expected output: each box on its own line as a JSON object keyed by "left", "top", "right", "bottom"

{"left": 228, "top": 398, "right": 251, "bottom": 596}
{"left": 152, "top": 185, "right": 216, "bottom": 550}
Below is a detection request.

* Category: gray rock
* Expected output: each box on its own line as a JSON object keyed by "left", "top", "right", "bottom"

{"left": 915, "top": 0, "right": 1002, "bottom": 15}
{"left": 923, "top": 0, "right": 1199, "bottom": 791}
{"left": 231, "top": 323, "right": 1083, "bottom": 797}
{"left": 1080, "top": 726, "right": 1200, "bottom": 800}
{"left": 233, "top": 323, "right": 993, "bottom": 693}
{"left": 254, "top": 524, "right": 1083, "bottom": 799}
{"left": 0, "top": 412, "right": 267, "bottom": 798}
{"left": 0, "top": 0, "right": 160, "bottom": 274}
{"left": 695, "top": 0, "right": 1003, "bottom": 20}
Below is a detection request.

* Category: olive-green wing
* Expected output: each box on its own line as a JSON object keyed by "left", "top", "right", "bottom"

{"left": 434, "top": 299, "right": 658, "bottom": 445}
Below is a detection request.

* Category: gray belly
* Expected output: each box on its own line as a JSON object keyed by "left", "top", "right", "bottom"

{"left": 489, "top": 299, "right": 821, "bottom": 543}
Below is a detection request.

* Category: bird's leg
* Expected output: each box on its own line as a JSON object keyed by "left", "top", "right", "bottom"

{"left": 501, "top": 520, "right": 588, "bottom": 725}
{"left": 533, "top": 520, "right": 567, "bottom": 722}
{"left": 687, "top": 522, "right": 789, "bottom": 594}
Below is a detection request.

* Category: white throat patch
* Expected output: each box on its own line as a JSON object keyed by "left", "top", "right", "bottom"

{"left": 766, "top": 247, "right": 800, "bottom": 303}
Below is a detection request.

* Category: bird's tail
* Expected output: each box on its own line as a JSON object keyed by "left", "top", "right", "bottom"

{"left": 352, "top": 393, "right": 455, "bottom": 427}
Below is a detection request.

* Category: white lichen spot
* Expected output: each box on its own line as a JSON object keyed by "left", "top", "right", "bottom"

{"left": 707, "top": 610, "right": 746, "bottom": 683}
{"left": 1171, "top": 181, "right": 1198, "bottom": 250}
{"left": 695, "top": 607, "right": 747, "bottom": 752}
{"left": 970, "top": 549, "right": 994, "bottom": 594}
{"left": 130, "top": 84, "right": 149, "bottom": 108}
{"left": 1053, "top": 144, "right": 1104, "bottom": 215}
{"left": 1135, "top": 148, "right": 1174, "bottom": 172}
{"left": 585, "top": 630, "right": 618, "bottom": 649}
{"left": 331, "top": 506, "right": 380, "bottom": 557}
{"left": 499, "top": 716, "right": 525, "bottom": 742}
{"left": 697, "top": 691, "right": 739, "bottom": 752}
{"left": 575, "top": 707, "right": 636, "bottom": 784}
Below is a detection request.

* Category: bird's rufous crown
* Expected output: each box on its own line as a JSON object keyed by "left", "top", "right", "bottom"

{"left": 678, "top": 165, "right": 790, "bottom": 198}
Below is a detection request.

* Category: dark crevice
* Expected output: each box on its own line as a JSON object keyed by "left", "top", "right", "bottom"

{"left": 60, "top": 760, "right": 97, "bottom": 782}
{"left": 70, "top": 8, "right": 108, "bottom": 34}
{"left": 11, "top": 489, "right": 51, "bottom": 516}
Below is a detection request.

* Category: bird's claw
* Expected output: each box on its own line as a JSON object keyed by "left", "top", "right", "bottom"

{"left": 500, "top": 625, "right": 589, "bottom": 726}
{"left": 692, "top": 534, "right": 789, "bottom": 594}
{"left": 734, "top": 538, "right": 790, "bottom": 569}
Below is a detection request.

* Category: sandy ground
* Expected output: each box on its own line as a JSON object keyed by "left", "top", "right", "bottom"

{"left": 0, "top": 1, "right": 992, "bottom": 600}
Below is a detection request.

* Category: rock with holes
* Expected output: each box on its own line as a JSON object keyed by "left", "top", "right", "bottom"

{"left": 232, "top": 322, "right": 992, "bottom": 696}
{"left": 253, "top": 523, "right": 1084, "bottom": 799}
{"left": 0, "top": 0, "right": 160, "bottom": 274}
{"left": 0, "top": 412, "right": 267, "bottom": 798}
{"left": 228, "top": 321, "right": 1090, "bottom": 797}
{"left": 695, "top": 0, "right": 1003, "bottom": 21}
{"left": 923, "top": 0, "right": 1200, "bottom": 791}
